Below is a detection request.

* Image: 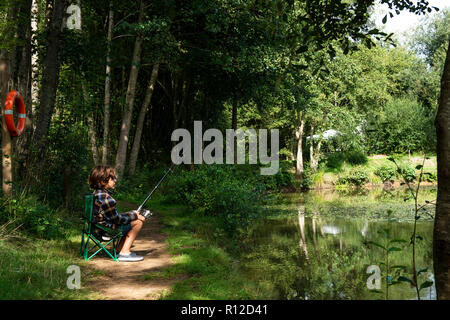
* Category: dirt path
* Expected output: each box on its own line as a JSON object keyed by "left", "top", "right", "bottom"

{"left": 84, "top": 201, "right": 178, "bottom": 300}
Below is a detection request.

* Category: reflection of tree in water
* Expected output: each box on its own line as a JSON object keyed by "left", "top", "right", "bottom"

{"left": 241, "top": 206, "right": 433, "bottom": 299}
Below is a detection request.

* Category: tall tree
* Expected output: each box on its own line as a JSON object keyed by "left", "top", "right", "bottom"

{"left": 114, "top": 0, "right": 144, "bottom": 178}
{"left": 29, "top": 0, "right": 66, "bottom": 177}
{"left": 434, "top": 40, "right": 450, "bottom": 300}
{"left": 129, "top": 63, "right": 159, "bottom": 177}
{"left": 102, "top": 2, "right": 113, "bottom": 165}
{"left": 295, "top": 109, "right": 305, "bottom": 178}
{"left": 0, "top": 50, "right": 12, "bottom": 196}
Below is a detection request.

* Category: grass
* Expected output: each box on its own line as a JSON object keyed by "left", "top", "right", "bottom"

{"left": 139, "top": 200, "right": 259, "bottom": 300}
{"left": 0, "top": 199, "right": 110, "bottom": 300}
{"left": 0, "top": 233, "right": 99, "bottom": 299}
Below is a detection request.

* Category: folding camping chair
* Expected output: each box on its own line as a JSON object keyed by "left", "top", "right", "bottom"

{"left": 80, "top": 194, "right": 123, "bottom": 262}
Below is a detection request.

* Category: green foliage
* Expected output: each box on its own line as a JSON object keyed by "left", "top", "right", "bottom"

{"left": 325, "top": 150, "right": 368, "bottom": 171}
{"left": 366, "top": 98, "right": 434, "bottom": 154}
{"left": 300, "top": 165, "right": 314, "bottom": 191}
{"left": 422, "top": 171, "right": 437, "bottom": 182}
{"left": 326, "top": 152, "right": 346, "bottom": 171}
{"left": 345, "top": 150, "right": 368, "bottom": 165}
{"left": 375, "top": 165, "right": 396, "bottom": 182}
{"left": 163, "top": 165, "right": 273, "bottom": 236}
{"left": 396, "top": 163, "right": 416, "bottom": 182}
{"left": 0, "top": 196, "right": 68, "bottom": 240}
{"left": 337, "top": 168, "right": 369, "bottom": 186}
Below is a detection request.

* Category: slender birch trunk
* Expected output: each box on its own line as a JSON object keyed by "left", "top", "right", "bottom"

{"left": 295, "top": 109, "right": 305, "bottom": 178}
{"left": 31, "top": 0, "right": 39, "bottom": 121}
{"left": 102, "top": 3, "right": 113, "bottom": 165}
{"left": 129, "top": 63, "right": 159, "bottom": 176}
{"left": 114, "top": 0, "right": 144, "bottom": 178}
{"left": 0, "top": 51, "right": 12, "bottom": 196}
{"left": 309, "top": 121, "right": 314, "bottom": 169}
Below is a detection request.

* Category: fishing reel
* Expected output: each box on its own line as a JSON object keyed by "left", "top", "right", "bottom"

{"left": 141, "top": 209, "right": 153, "bottom": 219}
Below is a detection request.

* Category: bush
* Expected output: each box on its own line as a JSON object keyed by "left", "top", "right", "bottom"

{"left": 374, "top": 165, "right": 396, "bottom": 182}
{"left": 163, "top": 165, "right": 269, "bottom": 236}
{"left": 337, "top": 168, "right": 369, "bottom": 186}
{"left": 300, "top": 165, "right": 314, "bottom": 190}
{"left": 0, "top": 196, "right": 68, "bottom": 239}
{"left": 366, "top": 98, "right": 434, "bottom": 154}
{"left": 325, "top": 150, "right": 368, "bottom": 170}
{"left": 326, "top": 153, "right": 346, "bottom": 170}
{"left": 345, "top": 150, "right": 368, "bottom": 165}
{"left": 423, "top": 171, "right": 437, "bottom": 182}
{"left": 396, "top": 163, "right": 416, "bottom": 182}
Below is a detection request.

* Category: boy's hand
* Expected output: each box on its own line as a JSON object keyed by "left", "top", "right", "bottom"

{"left": 137, "top": 213, "right": 146, "bottom": 222}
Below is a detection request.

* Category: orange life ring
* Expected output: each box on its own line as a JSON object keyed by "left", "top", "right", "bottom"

{"left": 4, "top": 90, "right": 26, "bottom": 137}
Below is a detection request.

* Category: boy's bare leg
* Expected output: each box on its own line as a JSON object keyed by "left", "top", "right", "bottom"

{"left": 117, "top": 219, "right": 143, "bottom": 255}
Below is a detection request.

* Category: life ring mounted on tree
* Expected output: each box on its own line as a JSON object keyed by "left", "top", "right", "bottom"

{"left": 3, "top": 90, "right": 26, "bottom": 137}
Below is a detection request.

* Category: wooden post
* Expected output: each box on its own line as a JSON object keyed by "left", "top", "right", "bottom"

{"left": 0, "top": 51, "right": 12, "bottom": 196}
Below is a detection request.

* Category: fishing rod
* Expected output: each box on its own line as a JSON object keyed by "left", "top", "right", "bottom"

{"left": 137, "top": 162, "right": 177, "bottom": 218}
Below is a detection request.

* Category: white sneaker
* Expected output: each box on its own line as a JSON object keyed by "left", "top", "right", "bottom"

{"left": 117, "top": 252, "right": 144, "bottom": 262}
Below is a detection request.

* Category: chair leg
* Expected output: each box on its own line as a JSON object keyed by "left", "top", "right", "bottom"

{"left": 80, "top": 231, "right": 85, "bottom": 257}
{"left": 84, "top": 235, "right": 90, "bottom": 261}
{"left": 86, "top": 235, "right": 120, "bottom": 261}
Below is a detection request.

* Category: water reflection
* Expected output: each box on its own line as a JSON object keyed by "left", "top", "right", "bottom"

{"left": 241, "top": 187, "right": 436, "bottom": 300}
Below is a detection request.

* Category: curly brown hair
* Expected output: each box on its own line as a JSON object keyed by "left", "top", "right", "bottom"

{"left": 88, "top": 165, "right": 117, "bottom": 189}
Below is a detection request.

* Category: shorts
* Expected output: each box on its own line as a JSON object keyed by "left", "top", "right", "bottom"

{"left": 119, "top": 223, "right": 132, "bottom": 235}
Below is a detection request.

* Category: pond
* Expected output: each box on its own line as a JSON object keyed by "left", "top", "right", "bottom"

{"left": 239, "top": 186, "right": 436, "bottom": 300}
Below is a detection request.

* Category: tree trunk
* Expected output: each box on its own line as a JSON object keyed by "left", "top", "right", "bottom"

{"left": 31, "top": 0, "right": 39, "bottom": 120}
{"left": 310, "top": 122, "right": 322, "bottom": 172}
{"left": 434, "top": 40, "right": 450, "bottom": 300}
{"left": 313, "top": 138, "right": 322, "bottom": 170}
{"left": 62, "top": 165, "right": 71, "bottom": 207}
{"left": 114, "top": 0, "right": 144, "bottom": 178}
{"left": 29, "top": 0, "right": 66, "bottom": 176}
{"left": 102, "top": 3, "right": 113, "bottom": 165}
{"left": 129, "top": 63, "right": 159, "bottom": 177}
{"left": 0, "top": 51, "right": 12, "bottom": 196}
{"left": 8, "top": 0, "right": 33, "bottom": 183}
{"left": 170, "top": 72, "right": 184, "bottom": 132}
{"left": 232, "top": 99, "right": 237, "bottom": 131}
{"left": 295, "top": 109, "right": 305, "bottom": 178}
{"left": 82, "top": 82, "right": 99, "bottom": 164}
{"left": 309, "top": 121, "right": 314, "bottom": 169}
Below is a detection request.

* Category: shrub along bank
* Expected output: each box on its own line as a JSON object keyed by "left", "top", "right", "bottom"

{"left": 301, "top": 153, "right": 437, "bottom": 189}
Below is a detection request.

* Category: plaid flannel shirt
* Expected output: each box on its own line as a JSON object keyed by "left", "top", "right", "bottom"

{"left": 93, "top": 189, "right": 138, "bottom": 229}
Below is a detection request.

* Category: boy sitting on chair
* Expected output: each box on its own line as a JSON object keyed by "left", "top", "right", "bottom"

{"left": 88, "top": 165, "right": 146, "bottom": 262}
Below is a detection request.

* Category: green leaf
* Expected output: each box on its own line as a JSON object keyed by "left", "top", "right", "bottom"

{"left": 415, "top": 165, "right": 423, "bottom": 170}
{"left": 367, "top": 241, "right": 386, "bottom": 251}
{"left": 419, "top": 281, "right": 434, "bottom": 291}
{"left": 417, "top": 267, "right": 428, "bottom": 275}
{"left": 388, "top": 247, "right": 402, "bottom": 252}
{"left": 398, "top": 276, "right": 412, "bottom": 284}
{"left": 382, "top": 14, "right": 387, "bottom": 24}
{"left": 391, "top": 265, "right": 407, "bottom": 270}
{"left": 371, "top": 290, "right": 383, "bottom": 294}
